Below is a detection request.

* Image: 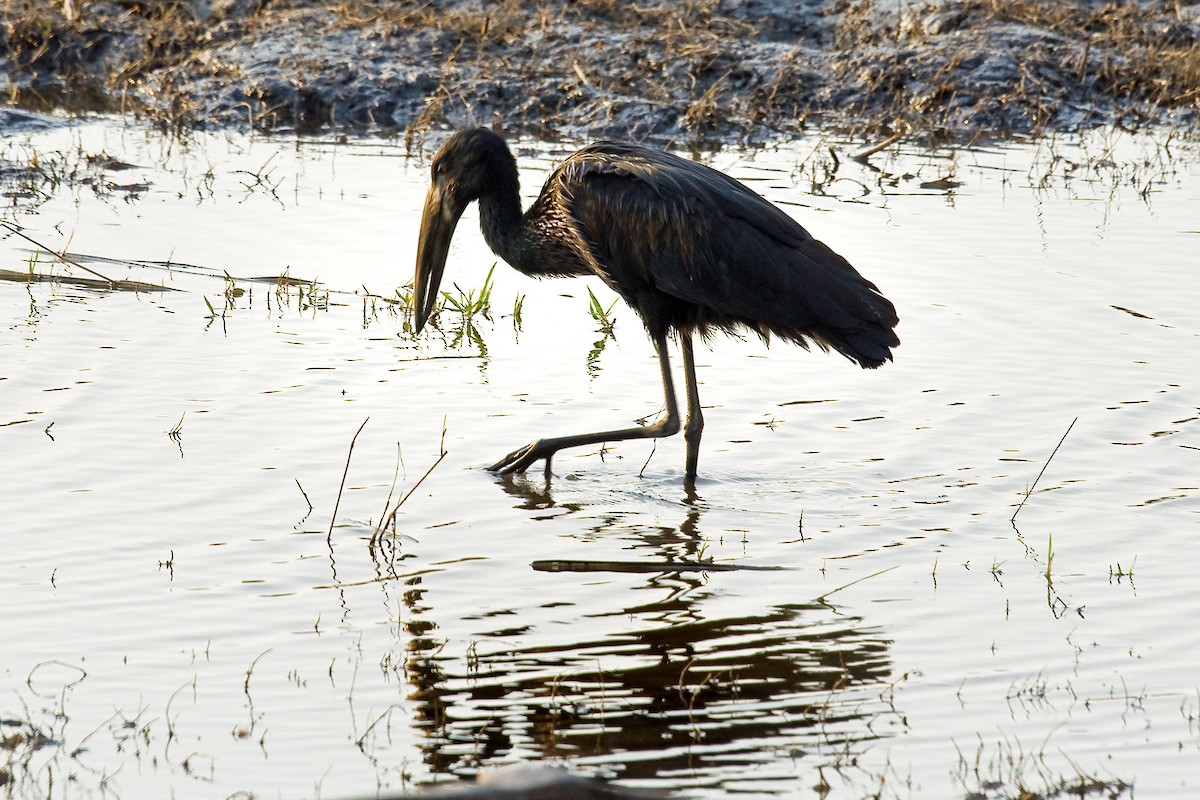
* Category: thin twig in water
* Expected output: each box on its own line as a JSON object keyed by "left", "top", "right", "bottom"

{"left": 378, "top": 442, "right": 405, "bottom": 527}
{"left": 852, "top": 130, "right": 905, "bottom": 162}
{"left": 328, "top": 418, "right": 369, "bottom": 544}
{"left": 295, "top": 478, "right": 313, "bottom": 512}
{"left": 1, "top": 221, "right": 117, "bottom": 285}
{"left": 244, "top": 649, "right": 273, "bottom": 694}
{"left": 816, "top": 565, "right": 898, "bottom": 603}
{"left": 638, "top": 439, "right": 657, "bottom": 478}
{"left": 1012, "top": 417, "right": 1077, "bottom": 523}
{"left": 373, "top": 419, "right": 449, "bottom": 542}
{"left": 374, "top": 451, "right": 446, "bottom": 539}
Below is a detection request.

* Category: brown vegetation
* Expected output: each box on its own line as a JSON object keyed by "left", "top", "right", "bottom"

{"left": 2, "top": 0, "right": 1198, "bottom": 142}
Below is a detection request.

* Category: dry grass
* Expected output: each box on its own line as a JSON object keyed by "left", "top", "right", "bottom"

{"left": 3, "top": 0, "right": 1199, "bottom": 141}
{"left": 823, "top": 0, "right": 1200, "bottom": 138}
{"left": 2, "top": 0, "right": 207, "bottom": 122}
{"left": 377, "top": 0, "right": 763, "bottom": 144}
{"left": 963, "top": 0, "right": 1200, "bottom": 107}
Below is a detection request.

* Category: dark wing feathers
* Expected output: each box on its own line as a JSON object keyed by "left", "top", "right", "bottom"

{"left": 555, "top": 143, "right": 899, "bottom": 368}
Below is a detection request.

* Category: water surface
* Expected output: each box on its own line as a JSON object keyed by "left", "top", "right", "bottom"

{"left": 2, "top": 121, "right": 1197, "bottom": 798}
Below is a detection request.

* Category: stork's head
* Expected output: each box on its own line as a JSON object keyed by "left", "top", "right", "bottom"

{"left": 413, "top": 128, "right": 516, "bottom": 333}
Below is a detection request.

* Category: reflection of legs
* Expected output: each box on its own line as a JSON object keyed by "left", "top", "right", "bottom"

{"left": 490, "top": 331, "right": 681, "bottom": 475}
{"left": 680, "top": 332, "right": 704, "bottom": 480}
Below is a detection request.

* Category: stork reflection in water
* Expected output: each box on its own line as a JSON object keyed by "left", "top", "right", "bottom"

{"left": 414, "top": 128, "right": 899, "bottom": 481}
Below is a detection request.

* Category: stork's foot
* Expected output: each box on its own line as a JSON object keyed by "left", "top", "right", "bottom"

{"left": 489, "top": 440, "right": 556, "bottom": 476}
{"left": 490, "top": 415, "right": 677, "bottom": 476}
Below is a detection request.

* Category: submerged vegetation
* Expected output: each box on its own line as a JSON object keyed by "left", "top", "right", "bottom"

{"left": 952, "top": 732, "right": 1133, "bottom": 799}
{"left": 2, "top": 1, "right": 1199, "bottom": 143}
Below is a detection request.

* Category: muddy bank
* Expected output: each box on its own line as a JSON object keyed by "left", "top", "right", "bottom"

{"left": 3, "top": 0, "right": 1200, "bottom": 144}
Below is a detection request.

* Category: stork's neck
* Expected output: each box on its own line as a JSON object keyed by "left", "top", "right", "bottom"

{"left": 478, "top": 179, "right": 528, "bottom": 267}
{"left": 476, "top": 159, "right": 585, "bottom": 278}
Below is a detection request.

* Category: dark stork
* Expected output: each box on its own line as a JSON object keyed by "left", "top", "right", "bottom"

{"left": 413, "top": 128, "right": 899, "bottom": 481}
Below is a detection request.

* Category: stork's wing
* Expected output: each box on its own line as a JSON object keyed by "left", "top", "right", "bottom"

{"left": 555, "top": 143, "right": 899, "bottom": 367}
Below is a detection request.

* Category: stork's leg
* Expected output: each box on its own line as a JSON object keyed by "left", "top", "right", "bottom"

{"left": 490, "top": 332, "right": 681, "bottom": 475}
{"left": 679, "top": 332, "right": 704, "bottom": 480}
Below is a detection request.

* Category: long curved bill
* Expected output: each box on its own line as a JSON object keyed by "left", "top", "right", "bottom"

{"left": 413, "top": 180, "right": 464, "bottom": 334}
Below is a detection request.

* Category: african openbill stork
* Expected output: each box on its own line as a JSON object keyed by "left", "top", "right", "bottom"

{"left": 413, "top": 128, "right": 899, "bottom": 481}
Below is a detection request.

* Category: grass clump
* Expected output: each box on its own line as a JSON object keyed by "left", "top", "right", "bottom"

{"left": 586, "top": 284, "right": 617, "bottom": 337}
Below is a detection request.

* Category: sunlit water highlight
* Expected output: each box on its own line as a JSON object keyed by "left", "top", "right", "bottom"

{"left": 2, "top": 120, "right": 1198, "bottom": 798}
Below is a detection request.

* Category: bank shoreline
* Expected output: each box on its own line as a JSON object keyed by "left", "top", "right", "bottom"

{"left": 4, "top": 1, "right": 1200, "bottom": 147}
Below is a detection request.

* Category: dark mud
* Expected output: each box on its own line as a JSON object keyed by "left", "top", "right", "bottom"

{"left": 3, "top": 1, "right": 1200, "bottom": 145}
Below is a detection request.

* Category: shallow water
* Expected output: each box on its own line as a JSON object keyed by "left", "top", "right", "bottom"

{"left": 2, "top": 120, "right": 1198, "bottom": 799}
